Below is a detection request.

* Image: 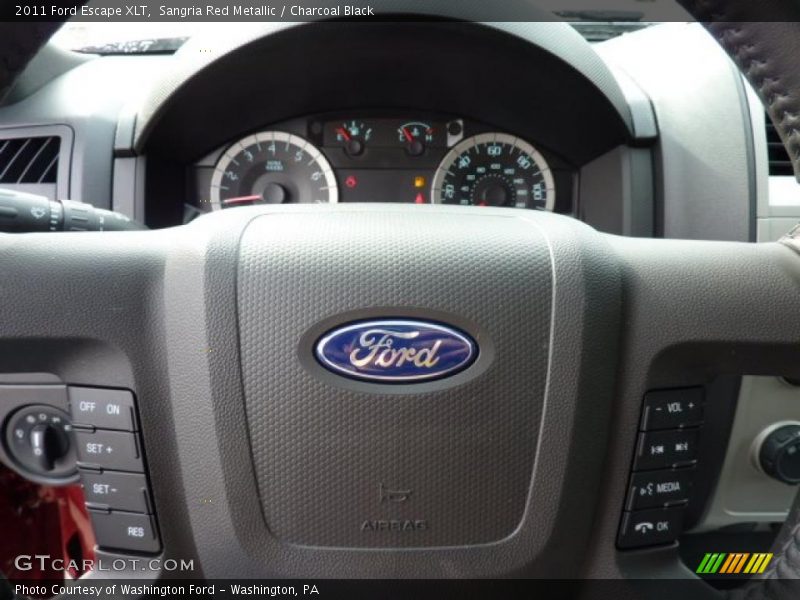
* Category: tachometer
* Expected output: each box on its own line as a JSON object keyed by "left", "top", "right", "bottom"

{"left": 430, "top": 133, "right": 555, "bottom": 210}
{"left": 209, "top": 131, "right": 337, "bottom": 210}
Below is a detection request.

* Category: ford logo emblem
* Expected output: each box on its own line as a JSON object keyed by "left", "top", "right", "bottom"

{"left": 315, "top": 319, "right": 477, "bottom": 383}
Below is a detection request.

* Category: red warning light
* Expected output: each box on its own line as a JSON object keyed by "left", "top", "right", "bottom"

{"left": 415, "top": 193, "right": 426, "bottom": 204}
{"left": 345, "top": 175, "right": 358, "bottom": 188}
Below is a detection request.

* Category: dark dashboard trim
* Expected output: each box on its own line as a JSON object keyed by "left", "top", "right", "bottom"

{"left": 132, "top": 20, "right": 634, "bottom": 162}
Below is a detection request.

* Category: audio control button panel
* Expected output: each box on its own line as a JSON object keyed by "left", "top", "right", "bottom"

{"left": 618, "top": 386, "right": 705, "bottom": 550}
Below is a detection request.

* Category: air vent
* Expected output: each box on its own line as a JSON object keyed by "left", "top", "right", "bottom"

{"left": 0, "top": 136, "right": 60, "bottom": 184}
{"left": 766, "top": 114, "right": 794, "bottom": 176}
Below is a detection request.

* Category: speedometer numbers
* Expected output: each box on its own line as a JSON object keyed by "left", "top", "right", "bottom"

{"left": 431, "top": 133, "right": 555, "bottom": 211}
{"left": 209, "top": 131, "right": 337, "bottom": 210}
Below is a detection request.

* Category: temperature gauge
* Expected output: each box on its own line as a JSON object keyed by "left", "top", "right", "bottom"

{"left": 397, "top": 121, "right": 435, "bottom": 156}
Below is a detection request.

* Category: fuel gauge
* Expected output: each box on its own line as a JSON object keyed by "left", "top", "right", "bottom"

{"left": 335, "top": 120, "right": 373, "bottom": 156}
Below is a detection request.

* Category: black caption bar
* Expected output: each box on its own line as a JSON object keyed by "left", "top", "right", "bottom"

{"left": 0, "top": 0, "right": 701, "bottom": 22}
{"left": 6, "top": 579, "right": 800, "bottom": 600}
{"left": 1, "top": 0, "right": 551, "bottom": 22}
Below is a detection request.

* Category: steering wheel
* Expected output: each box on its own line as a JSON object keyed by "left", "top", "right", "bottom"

{"left": 3, "top": 1, "right": 800, "bottom": 597}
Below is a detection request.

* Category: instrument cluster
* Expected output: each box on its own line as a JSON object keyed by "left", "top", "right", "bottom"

{"left": 191, "top": 114, "right": 574, "bottom": 213}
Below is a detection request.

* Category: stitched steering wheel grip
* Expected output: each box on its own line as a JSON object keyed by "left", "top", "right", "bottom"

{"left": 678, "top": 0, "right": 800, "bottom": 181}
{"left": 678, "top": 0, "right": 800, "bottom": 586}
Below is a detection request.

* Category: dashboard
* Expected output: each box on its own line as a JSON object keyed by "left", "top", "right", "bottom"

{"left": 190, "top": 113, "right": 573, "bottom": 214}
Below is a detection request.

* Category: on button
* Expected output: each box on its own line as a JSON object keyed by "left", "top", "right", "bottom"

{"left": 69, "top": 387, "right": 137, "bottom": 432}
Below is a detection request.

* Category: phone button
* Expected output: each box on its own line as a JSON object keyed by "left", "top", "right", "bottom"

{"left": 617, "top": 507, "right": 685, "bottom": 549}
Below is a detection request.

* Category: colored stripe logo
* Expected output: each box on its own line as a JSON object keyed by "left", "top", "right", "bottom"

{"left": 696, "top": 553, "right": 773, "bottom": 574}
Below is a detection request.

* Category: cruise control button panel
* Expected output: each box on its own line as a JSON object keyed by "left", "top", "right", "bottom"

{"left": 75, "top": 429, "right": 143, "bottom": 472}
{"left": 72, "top": 387, "right": 160, "bottom": 553}
{"left": 618, "top": 507, "right": 685, "bottom": 549}
{"left": 69, "top": 387, "right": 137, "bottom": 432}
{"left": 81, "top": 470, "right": 151, "bottom": 513}
{"left": 89, "top": 509, "right": 160, "bottom": 554}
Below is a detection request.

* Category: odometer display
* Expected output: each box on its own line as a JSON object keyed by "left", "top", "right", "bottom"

{"left": 430, "top": 133, "right": 555, "bottom": 210}
{"left": 209, "top": 131, "right": 337, "bottom": 210}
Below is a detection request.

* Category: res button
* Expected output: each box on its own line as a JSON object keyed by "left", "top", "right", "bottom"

{"left": 69, "top": 387, "right": 137, "bottom": 432}
{"left": 89, "top": 509, "right": 160, "bottom": 554}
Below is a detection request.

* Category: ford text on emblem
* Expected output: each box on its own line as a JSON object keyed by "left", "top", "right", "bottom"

{"left": 315, "top": 319, "right": 477, "bottom": 383}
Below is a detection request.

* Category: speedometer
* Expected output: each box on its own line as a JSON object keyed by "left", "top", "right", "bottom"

{"left": 209, "top": 131, "right": 337, "bottom": 210}
{"left": 430, "top": 133, "right": 555, "bottom": 210}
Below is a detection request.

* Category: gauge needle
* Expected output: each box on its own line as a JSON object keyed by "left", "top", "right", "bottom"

{"left": 336, "top": 127, "right": 351, "bottom": 141}
{"left": 401, "top": 127, "right": 414, "bottom": 143}
{"left": 222, "top": 195, "right": 262, "bottom": 205}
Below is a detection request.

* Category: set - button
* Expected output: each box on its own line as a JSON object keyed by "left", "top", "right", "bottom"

{"left": 618, "top": 386, "right": 705, "bottom": 550}
{"left": 68, "top": 386, "right": 160, "bottom": 554}
{"left": 81, "top": 470, "right": 151, "bottom": 514}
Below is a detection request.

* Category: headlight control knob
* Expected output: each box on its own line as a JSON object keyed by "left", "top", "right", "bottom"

{"left": 4, "top": 405, "right": 77, "bottom": 483}
{"left": 754, "top": 422, "right": 800, "bottom": 485}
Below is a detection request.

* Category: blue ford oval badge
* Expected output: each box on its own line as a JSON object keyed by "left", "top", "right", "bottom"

{"left": 315, "top": 319, "right": 477, "bottom": 383}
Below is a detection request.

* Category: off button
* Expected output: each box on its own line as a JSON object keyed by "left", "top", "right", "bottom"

{"left": 69, "top": 387, "right": 137, "bottom": 431}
